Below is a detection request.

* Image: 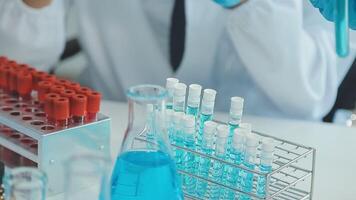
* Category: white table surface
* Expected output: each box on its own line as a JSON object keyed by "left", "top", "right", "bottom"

{"left": 52, "top": 101, "right": 356, "bottom": 200}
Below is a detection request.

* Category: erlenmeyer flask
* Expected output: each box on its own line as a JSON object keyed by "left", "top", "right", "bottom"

{"left": 111, "top": 84, "right": 183, "bottom": 200}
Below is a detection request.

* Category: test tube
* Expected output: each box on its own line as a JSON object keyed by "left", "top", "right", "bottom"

{"left": 56, "top": 79, "right": 71, "bottom": 86}
{"left": 335, "top": 0, "right": 349, "bottom": 57}
{"left": 65, "top": 82, "right": 81, "bottom": 91}
{"left": 44, "top": 93, "right": 60, "bottom": 124}
{"left": 86, "top": 91, "right": 101, "bottom": 121}
{"left": 8, "top": 68, "right": 19, "bottom": 96}
{"left": 53, "top": 97, "right": 70, "bottom": 127}
{"left": 31, "top": 71, "right": 46, "bottom": 90}
{"left": 50, "top": 85, "right": 66, "bottom": 94}
{"left": 17, "top": 71, "right": 33, "bottom": 101}
{"left": 71, "top": 94, "right": 87, "bottom": 123}
{"left": 37, "top": 81, "right": 53, "bottom": 103}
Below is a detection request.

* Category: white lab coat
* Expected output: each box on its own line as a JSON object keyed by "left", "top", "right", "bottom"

{"left": 0, "top": 0, "right": 355, "bottom": 120}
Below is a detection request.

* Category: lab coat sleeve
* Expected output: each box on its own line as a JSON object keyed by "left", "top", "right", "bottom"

{"left": 225, "top": 0, "right": 354, "bottom": 119}
{"left": 0, "top": 0, "right": 66, "bottom": 70}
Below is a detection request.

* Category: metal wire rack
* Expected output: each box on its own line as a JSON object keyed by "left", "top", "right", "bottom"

{"left": 135, "top": 126, "right": 316, "bottom": 200}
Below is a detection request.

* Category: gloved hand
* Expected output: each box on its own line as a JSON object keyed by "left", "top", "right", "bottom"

{"left": 213, "top": 0, "right": 241, "bottom": 8}
{"left": 310, "top": 0, "right": 356, "bottom": 29}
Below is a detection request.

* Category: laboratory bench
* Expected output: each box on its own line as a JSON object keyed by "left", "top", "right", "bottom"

{"left": 51, "top": 100, "right": 356, "bottom": 200}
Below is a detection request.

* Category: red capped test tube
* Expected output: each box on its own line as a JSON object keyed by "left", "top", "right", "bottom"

{"left": 37, "top": 81, "right": 53, "bottom": 103}
{"left": 65, "top": 82, "right": 81, "bottom": 91}
{"left": 32, "top": 71, "right": 46, "bottom": 90}
{"left": 56, "top": 79, "right": 71, "bottom": 87}
{"left": 60, "top": 89, "right": 76, "bottom": 99}
{"left": 8, "top": 68, "right": 19, "bottom": 96}
{"left": 53, "top": 97, "right": 70, "bottom": 127}
{"left": 76, "top": 87, "right": 92, "bottom": 95}
{"left": 41, "top": 74, "right": 56, "bottom": 83}
{"left": 86, "top": 91, "right": 101, "bottom": 121}
{"left": 71, "top": 94, "right": 87, "bottom": 123}
{"left": 17, "top": 71, "right": 33, "bottom": 101}
{"left": 44, "top": 93, "right": 60, "bottom": 124}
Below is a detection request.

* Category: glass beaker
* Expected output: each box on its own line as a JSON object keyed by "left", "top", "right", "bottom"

{"left": 64, "top": 154, "right": 111, "bottom": 200}
{"left": 3, "top": 167, "right": 47, "bottom": 200}
{"left": 111, "top": 84, "right": 183, "bottom": 200}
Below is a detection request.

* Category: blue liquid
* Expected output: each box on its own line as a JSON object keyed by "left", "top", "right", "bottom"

{"left": 224, "top": 148, "right": 243, "bottom": 199}
{"left": 174, "top": 128, "right": 185, "bottom": 170}
{"left": 186, "top": 106, "right": 199, "bottom": 117}
{"left": 257, "top": 164, "right": 272, "bottom": 198}
{"left": 335, "top": 0, "right": 349, "bottom": 57}
{"left": 196, "top": 146, "right": 213, "bottom": 198}
{"left": 209, "top": 154, "right": 225, "bottom": 199}
{"left": 239, "top": 162, "right": 255, "bottom": 200}
{"left": 197, "top": 113, "right": 213, "bottom": 150}
{"left": 227, "top": 123, "right": 238, "bottom": 152}
{"left": 111, "top": 151, "right": 183, "bottom": 200}
{"left": 183, "top": 135, "right": 197, "bottom": 195}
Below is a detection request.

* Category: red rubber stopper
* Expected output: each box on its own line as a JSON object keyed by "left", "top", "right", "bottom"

{"left": 56, "top": 79, "right": 71, "bottom": 86}
{"left": 17, "top": 71, "right": 33, "bottom": 97}
{"left": 50, "top": 85, "right": 66, "bottom": 94}
{"left": 44, "top": 93, "right": 60, "bottom": 118}
{"left": 0, "top": 56, "right": 8, "bottom": 65}
{"left": 65, "top": 82, "right": 81, "bottom": 91}
{"left": 0, "top": 66, "right": 11, "bottom": 90}
{"left": 32, "top": 71, "right": 47, "bottom": 90}
{"left": 60, "top": 89, "right": 76, "bottom": 99}
{"left": 37, "top": 81, "right": 53, "bottom": 102}
{"left": 53, "top": 97, "right": 70, "bottom": 120}
{"left": 87, "top": 91, "right": 101, "bottom": 114}
{"left": 41, "top": 74, "right": 56, "bottom": 83}
{"left": 71, "top": 94, "right": 87, "bottom": 117}
{"left": 8, "top": 68, "right": 19, "bottom": 93}
{"left": 76, "top": 87, "right": 92, "bottom": 95}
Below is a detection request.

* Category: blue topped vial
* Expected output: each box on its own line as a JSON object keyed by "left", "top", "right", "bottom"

{"left": 257, "top": 137, "right": 275, "bottom": 198}
{"left": 182, "top": 115, "right": 198, "bottom": 195}
{"left": 173, "top": 83, "right": 187, "bottom": 113}
{"left": 166, "top": 78, "right": 179, "bottom": 110}
{"left": 196, "top": 121, "right": 217, "bottom": 198}
{"left": 197, "top": 89, "right": 217, "bottom": 149}
{"left": 240, "top": 134, "right": 259, "bottom": 200}
{"left": 210, "top": 124, "right": 229, "bottom": 200}
{"left": 186, "top": 84, "right": 202, "bottom": 118}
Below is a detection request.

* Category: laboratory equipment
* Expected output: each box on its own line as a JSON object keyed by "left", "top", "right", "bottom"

{"left": 0, "top": 57, "right": 111, "bottom": 196}
{"left": 257, "top": 137, "right": 275, "bottom": 198}
{"left": 336, "top": 0, "right": 349, "bottom": 57}
{"left": 64, "top": 155, "right": 111, "bottom": 200}
{"left": 173, "top": 112, "right": 185, "bottom": 170}
{"left": 3, "top": 167, "right": 47, "bottom": 200}
{"left": 227, "top": 97, "right": 244, "bottom": 150}
{"left": 197, "top": 89, "right": 217, "bottom": 149}
{"left": 209, "top": 124, "right": 229, "bottom": 199}
{"left": 173, "top": 83, "right": 187, "bottom": 112}
{"left": 110, "top": 84, "right": 183, "bottom": 200}
{"left": 186, "top": 84, "right": 202, "bottom": 118}
{"left": 165, "top": 78, "right": 179, "bottom": 110}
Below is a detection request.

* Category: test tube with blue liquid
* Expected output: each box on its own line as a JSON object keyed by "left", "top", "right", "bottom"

{"left": 228, "top": 97, "right": 244, "bottom": 150}
{"left": 173, "top": 83, "right": 187, "bottom": 113}
{"left": 336, "top": 0, "right": 349, "bottom": 57}
{"left": 197, "top": 89, "right": 217, "bottom": 149}
{"left": 186, "top": 84, "right": 202, "bottom": 118}
{"left": 257, "top": 137, "right": 275, "bottom": 198}
{"left": 173, "top": 112, "right": 185, "bottom": 170}
{"left": 209, "top": 124, "right": 229, "bottom": 199}
{"left": 182, "top": 115, "right": 198, "bottom": 195}
{"left": 196, "top": 121, "right": 217, "bottom": 197}
{"left": 166, "top": 78, "right": 179, "bottom": 109}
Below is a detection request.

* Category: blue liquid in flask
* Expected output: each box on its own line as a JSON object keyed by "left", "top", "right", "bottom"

{"left": 111, "top": 151, "right": 184, "bottom": 200}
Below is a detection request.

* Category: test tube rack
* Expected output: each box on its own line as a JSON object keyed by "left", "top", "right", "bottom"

{"left": 136, "top": 122, "right": 316, "bottom": 200}
{"left": 0, "top": 90, "right": 111, "bottom": 196}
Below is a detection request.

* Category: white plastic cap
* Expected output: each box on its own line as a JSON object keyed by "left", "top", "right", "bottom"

{"left": 188, "top": 84, "right": 202, "bottom": 98}
{"left": 183, "top": 115, "right": 195, "bottom": 128}
{"left": 233, "top": 128, "right": 246, "bottom": 145}
{"left": 202, "top": 89, "right": 217, "bottom": 102}
{"left": 240, "top": 123, "right": 252, "bottom": 134}
{"left": 173, "top": 112, "right": 185, "bottom": 124}
{"left": 166, "top": 78, "right": 179, "bottom": 90}
{"left": 216, "top": 124, "right": 229, "bottom": 138}
{"left": 261, "top": 137, "right": 275, "bottom": 152}
{"left": 204, "top": 121, "right": 217, "bottom": 136}
{"left": 246, "top": 134, "right": 259, "bottom": 147}
{"left": 174, "top": 83, "right": 187, "bottom": 97}
{"left": 230, "top": 97, "right": 244, "bottom": 113}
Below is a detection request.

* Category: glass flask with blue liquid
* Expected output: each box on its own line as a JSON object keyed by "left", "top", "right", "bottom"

{"left": 110, "top": 85, "right": 184, "bottom": 200}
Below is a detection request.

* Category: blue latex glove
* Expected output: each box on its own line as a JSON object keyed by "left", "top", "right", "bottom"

{"left": 214, "top": 0, "right": 241, "bottom": 8}
{"left": 311, "top": 0, "right": 356, "bottom": 29}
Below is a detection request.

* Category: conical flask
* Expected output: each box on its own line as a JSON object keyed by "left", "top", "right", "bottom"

{"left": 111, "top": 84, "right": 184, "bottom": 200}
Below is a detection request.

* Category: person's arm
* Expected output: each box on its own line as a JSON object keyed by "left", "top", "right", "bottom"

{"left": 23, "top": 0, "right": 52, "bottom": 8}
{"left": 0, "top": 0, "right": 66, "bottom": 70}
{"left": 223, "top": 0, "right": 356, "bottom": 119}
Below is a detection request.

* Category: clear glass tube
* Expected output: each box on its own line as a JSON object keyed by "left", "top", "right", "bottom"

{"left": 4, "top": 167, "right": 47, "bottom": 200}
{"left": 111, "top": 84, "right": 183, "bottom": 200}
{"left": 335, "top": 0, "right": 349, "bottom": 57}
{"left": 64, "top": 154, "right": 111, "bottom": 200}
